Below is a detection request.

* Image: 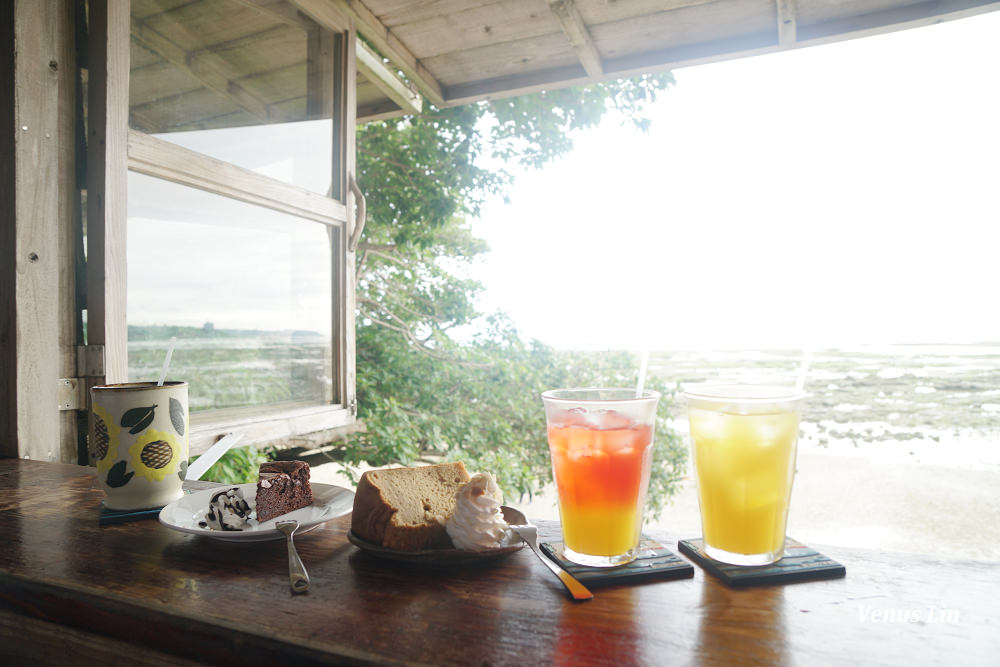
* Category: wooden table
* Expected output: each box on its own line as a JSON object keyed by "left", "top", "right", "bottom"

{"left": 0, "top": 459, "right": 996, "bottom": 665}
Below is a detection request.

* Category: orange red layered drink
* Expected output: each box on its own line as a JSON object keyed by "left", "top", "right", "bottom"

{"left": 542, "top": 389, "right": 660, "bottom": 567}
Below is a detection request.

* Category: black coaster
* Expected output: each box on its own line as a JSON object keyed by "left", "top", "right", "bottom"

{"left": 99, "top": 503, "right": 164, "bottom": 526}
{"left": 678, "top": 537, "right": 846, "bottom": 587}
{"left": 540, "top": 536, "right": 695, "bottom": 586}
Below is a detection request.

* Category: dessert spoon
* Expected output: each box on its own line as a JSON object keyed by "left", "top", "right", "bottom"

{"left": 275, "top": 520, "right": 310, "bottom": 594}
{"left": 503, "top": 506, "right": 593, "bottom": 601}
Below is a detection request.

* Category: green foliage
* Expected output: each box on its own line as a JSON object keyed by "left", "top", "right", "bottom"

{"left": 193, "top": 445, "right": 270, "bottom": 485}
{"left": 344, "top": 72, "right": 687, "bottom": 513}
{"left": 343, "top": 316, "right": 685, "bottom": 517}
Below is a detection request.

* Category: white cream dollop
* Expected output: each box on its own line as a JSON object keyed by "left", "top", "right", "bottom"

{"left": 446, "top": 472, "right": 511, "bottom": 550}
{"left": 200, "top": 487, "right": 252, "bottom": 531}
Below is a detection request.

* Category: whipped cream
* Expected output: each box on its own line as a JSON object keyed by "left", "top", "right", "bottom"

{"left": 199, "top": 487, "right": 252, "bottom": 531}
{"left": 446, "top": 472, "right": 511, "bottom": 550}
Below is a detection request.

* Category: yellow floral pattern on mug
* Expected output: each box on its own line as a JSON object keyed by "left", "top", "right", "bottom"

{"left": 129, "top": 428, "right": 182, "bottom": 481}
{"left": 93, "top": 402, "right": 121, "bottom": 475}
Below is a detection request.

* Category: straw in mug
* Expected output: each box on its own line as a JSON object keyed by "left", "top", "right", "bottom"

{"left": 157, "top": 337, "right": 177, "bottom": 387}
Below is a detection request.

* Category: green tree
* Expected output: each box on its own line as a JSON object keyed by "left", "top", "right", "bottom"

{"left": 340, "top": 74, "right": 687, "bottom": 515}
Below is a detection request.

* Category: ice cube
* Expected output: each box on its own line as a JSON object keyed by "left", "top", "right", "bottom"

{"left": 565, "top": 426, "right": 596, "bottom": 453}
{"left": 556, "top": 407, "right": 590, "bottom": 428}
{"left": 598, "top": 409, "right": 634, "bottom": 430}
{"left": 688, "top": 408, "right": 726, "bottom": 443}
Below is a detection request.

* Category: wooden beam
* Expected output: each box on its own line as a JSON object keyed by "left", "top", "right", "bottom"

{"left": 232, "top": 0, "right": 313, "bottom": 30}
{"left": 356, "top": 39, "right": 421, "bottom": 116}
{"left": 130, "top": 15, "right": 271, "bottom": 121}
{"left": 190, "top": 403, "right": 356, "bottom": 454}
{"left": 547, "top": 0, "right": 604, "bottom": 77}
{"left": 238, "top": 0, "right": 418, "bottom": 117}
{"left": 2, "top": 0, "right": 79, "bottom": 460}
{"left": 777, "top": 0, "right": 797, "bottom": 46}
{"left": 87, "top": 0, "right": 130, "bottom": 419}
{"left": 444, "top": 0, "right": 1000, "bottom": 107}
{"left": 285, "top": 0, "right": 352, "bottom": 32}
{"left": 797, "top": 0, "right": 1000, "bottom": 43}
{"left": 442, "top": 30, "right": 777, "bottom": 107}
{"left": 291, "top": 0, "right": 444, "bottom": 107}
{"left": 127, "top": 130, "right": 348, "bottom": 226}
{"left": 307, "top": 28, "right": 334, "bottom": 119}
{"left": 357, "top": 98, "right": 414, "bottom": 123}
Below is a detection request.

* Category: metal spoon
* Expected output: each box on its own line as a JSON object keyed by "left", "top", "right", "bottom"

{"left": 502, "top": 506, "right": 593, "bottom": 601}
{"left": 275, "top": 520, "right": 310, "bottom": 594}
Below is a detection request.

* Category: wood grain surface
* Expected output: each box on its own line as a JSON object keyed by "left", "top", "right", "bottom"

{"left": 0, "top": 459, "right": 996, "bottom": 666}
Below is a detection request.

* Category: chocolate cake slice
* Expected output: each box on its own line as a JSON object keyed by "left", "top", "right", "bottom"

{"left": 255, "top": 460, "right": 314, "bottom": 522}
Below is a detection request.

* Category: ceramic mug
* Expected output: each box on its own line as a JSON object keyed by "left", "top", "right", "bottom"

{"left": 90, "top": 381, "right": 189, "bottom": 510}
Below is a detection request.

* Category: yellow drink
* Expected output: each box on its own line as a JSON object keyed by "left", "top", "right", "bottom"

{"left": 685, "top": 385, "right": 804, "bottom": 565}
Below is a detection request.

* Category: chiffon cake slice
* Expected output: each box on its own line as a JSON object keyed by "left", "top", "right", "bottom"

{"left": 351, "top": 462, "right": 471, "bottom": 551}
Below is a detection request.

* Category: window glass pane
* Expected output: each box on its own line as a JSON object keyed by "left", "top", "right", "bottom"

{"left": 129, "top": 0, "right": 333, "bottom": 194}
{"left": 127, "top": 172, "right": 333, "bottom": 412}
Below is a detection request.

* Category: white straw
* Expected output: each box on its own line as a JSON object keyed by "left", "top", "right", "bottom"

{"left": 795, "top": 347, "right": 813, "bottom": 391}
{"left": 157, "top": 337, "right": 177, "bottom": 387}
{"left": 635, "top": 349, "right": 649, "bottom": 397}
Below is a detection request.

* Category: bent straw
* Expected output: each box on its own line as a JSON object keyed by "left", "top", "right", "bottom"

{"left": 636, "top": 350, "right": 649, "bottom": 397}
{"left": 157, "top": 337, "right": 177, "bottom": 387}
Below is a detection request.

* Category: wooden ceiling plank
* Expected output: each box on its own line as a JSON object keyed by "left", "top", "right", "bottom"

{"left": 235, "top": 0, "right": 417, "bottom": 116}
{"left": 420, "top": 0, "right": 999, "bottom": 102}
{"left": 286, "top": 0, "right": 353, "bottom": 32}
{"left": 380, "top": 1, "right": 558, "bottom": 61}
{"left": 358, "top": 98, "right": 416, "bottom": 122}
{"left": 777, "top": 0, "right": 797, "bottom": 45}
{"left": 797, "top": 0, "right": 1000, "bottom": 43}
{"left": 290, "top": 0, "right": 440, "bottom": 106}
{"left": 309, "top": 0, "right": 446, "bottom": 106}
{"left": 547, "top": 0, "right": 604, "bottom": 76}
{"left": 440, "top": 28, "right": 778, "bottom": 107}
{"left": 131, "top": 16, "right": 271, "bottom": 121}
{"left": 356, "top": 40, "right": 422, "bottom": 115}
{"left": 231, "top": 0, "right": 314, "bottom": 29}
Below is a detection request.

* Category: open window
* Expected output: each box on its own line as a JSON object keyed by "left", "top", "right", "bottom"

{"left": 87, "top": 0, "right": 361, "bottom": 456}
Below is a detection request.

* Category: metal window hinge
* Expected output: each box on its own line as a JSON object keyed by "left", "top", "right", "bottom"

{"left": 57, "top": 378, "right": 85, "bottom": 411}
{"left": 77, "top": 345, "right": 105, "bottom": 377}
{"left": 58, "top": 346, "right": 107, "bottom": 411}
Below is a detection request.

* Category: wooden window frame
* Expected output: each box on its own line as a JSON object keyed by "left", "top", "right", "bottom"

{"left": 87, "top": 1, "right": 359, "bottom": 456}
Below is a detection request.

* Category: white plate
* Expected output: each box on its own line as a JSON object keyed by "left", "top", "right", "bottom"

{"left": 159, "top": 482, "right": 354, "bottom": 542}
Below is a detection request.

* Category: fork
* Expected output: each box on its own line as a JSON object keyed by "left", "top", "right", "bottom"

{"left": 275, "top": 520, "right": 310, "bottom": 594}
{"left": 508, "top": 521, "right": 593, "bottom": 601}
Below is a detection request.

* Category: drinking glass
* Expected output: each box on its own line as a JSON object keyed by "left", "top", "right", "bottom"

{"left": 542, "top": 388, "right": 660, "bottom": 567}
{"left": 685, "top": 384, "right": 806, "bottom": 565}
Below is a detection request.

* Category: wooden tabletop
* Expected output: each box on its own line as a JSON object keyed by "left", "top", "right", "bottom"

{"left": 0, "top": 459, "right": 996, "bottom": 666}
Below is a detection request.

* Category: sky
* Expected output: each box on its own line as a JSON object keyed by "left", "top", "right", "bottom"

{"left": 468, "top": 11, "right": 1000, "bottom": 351}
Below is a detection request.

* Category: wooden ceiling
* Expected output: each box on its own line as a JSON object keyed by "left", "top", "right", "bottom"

{"left": 129, "top": 0, "right": 1000, "bottom": 133}
{"left": 343, "top": 0, "right": 1000, "bottom": 107}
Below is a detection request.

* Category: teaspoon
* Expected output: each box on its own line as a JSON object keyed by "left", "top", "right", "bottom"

{"left": 502, "top": 506, "right": 593, "bottom": 601}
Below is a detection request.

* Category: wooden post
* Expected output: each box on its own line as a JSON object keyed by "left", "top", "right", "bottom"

{"left": 86, "top": 0, "right": 130, "bottom": 389}
{"left": 0, "top": 1, "right": 79, "bottom": 461}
